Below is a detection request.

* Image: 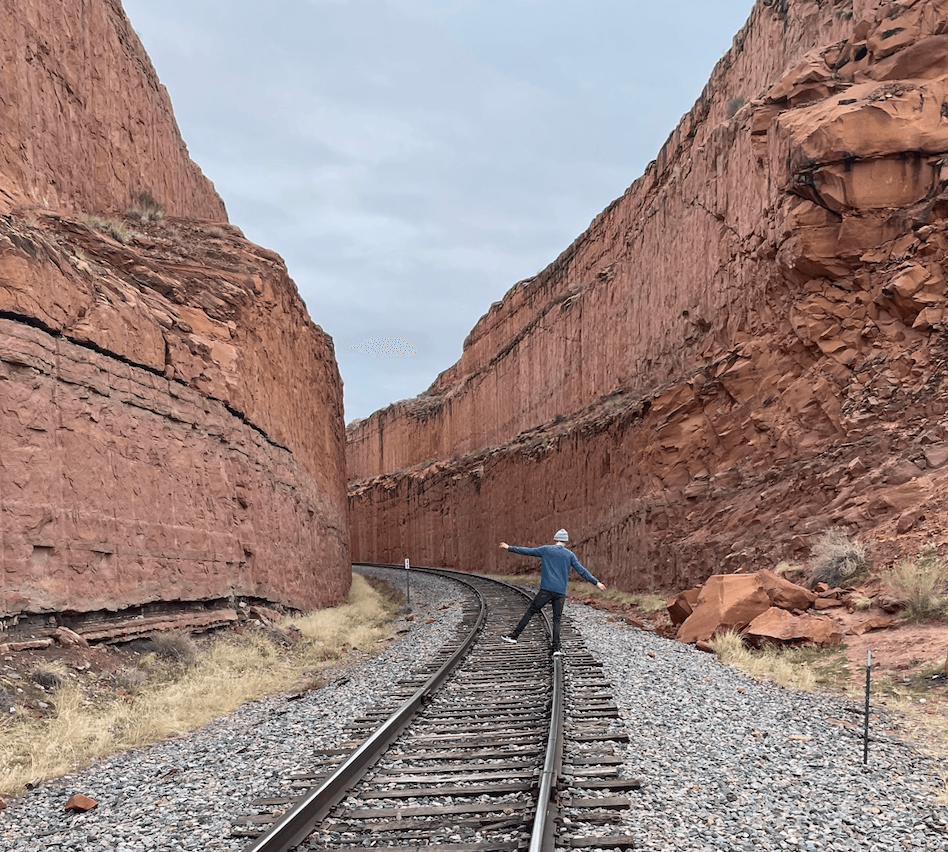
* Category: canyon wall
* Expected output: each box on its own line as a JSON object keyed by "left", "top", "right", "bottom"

{"left": 0, "top": 0, "right": 350, "bottom": 620}
{"left": 349, "top": 0, "right": 948, "bottom": 591}
{"left": 0, "top": 0, "right": 226, "bottom": 220}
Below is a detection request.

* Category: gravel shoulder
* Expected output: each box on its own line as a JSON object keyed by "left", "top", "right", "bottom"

{"left": 568, "top": 602, "right": 948, "bottom": 852}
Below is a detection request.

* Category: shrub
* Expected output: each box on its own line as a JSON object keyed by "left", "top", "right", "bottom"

{"left": 128, "top": 191, "right": 164, "bottom": 223}
{"left": 146, "top": 631, "right": 197, "bottom": 665}
{"left": 886, "top": 546, "right": 948, "bottom": 622}
{"left": 31, "top": 669, "right": 64, "bottom": 691}
{"left": 807, "top": 527, "right": 868, "bottom": 588}
{"left": 726, "top": 96, "right": 747, "bottom": 118}
{"left": 114, "top": 666, "right": 149, "bottom": 693}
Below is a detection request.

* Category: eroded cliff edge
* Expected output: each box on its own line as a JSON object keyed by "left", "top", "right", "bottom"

{"left": 1, "top": 0, "right": 350, "bottom": 620}
{"left": 349, "top": 0, "right": 948, "bottom": 591}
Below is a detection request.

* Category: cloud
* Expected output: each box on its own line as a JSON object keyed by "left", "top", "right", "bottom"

{"left": 122, "top": 0, "right": 755, "bottom": 421}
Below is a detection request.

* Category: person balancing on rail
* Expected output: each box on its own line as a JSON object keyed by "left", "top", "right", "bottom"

{"left": 500, "top": 529, "right": 606, "bottom": 657}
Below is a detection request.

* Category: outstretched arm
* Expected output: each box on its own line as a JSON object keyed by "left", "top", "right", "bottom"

{"left": 571, "top": 555, "right": 606, "bottom": 590}
{"left": 503, "top": 544, "right": 544, "bottom": 556}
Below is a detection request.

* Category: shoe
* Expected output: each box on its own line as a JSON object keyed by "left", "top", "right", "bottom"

{"left": 552, "top": 649, "right": 563, "bottom": 657}
{"left": 502, "top": 635, "right": 518, "bottom": 644}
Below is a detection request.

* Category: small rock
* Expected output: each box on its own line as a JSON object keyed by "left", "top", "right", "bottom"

{"left": 65, "top": 794, "right": 98, "bottom": 812}
{"left": 53, "top": 626, "right": 89, "bottom": 648}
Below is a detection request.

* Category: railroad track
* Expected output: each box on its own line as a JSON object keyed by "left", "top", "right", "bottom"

{"left": 232, "top": 566, "right": 638, "bottom": 851}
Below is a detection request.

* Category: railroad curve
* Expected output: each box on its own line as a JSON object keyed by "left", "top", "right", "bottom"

{"left": 233, "top": 565, "right": 638, "bottom": 851}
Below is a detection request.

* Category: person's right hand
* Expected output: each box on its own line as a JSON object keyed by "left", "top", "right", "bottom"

{"left": 499, "top": 542, "right": 509, "bottom": 549}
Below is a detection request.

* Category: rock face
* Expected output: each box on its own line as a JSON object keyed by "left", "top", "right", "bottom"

{"left": 349, "top": 0, "right": 948, "bottom": 592}
{"left": 0, "top": 1, "right": 350, "bottom": 620}
{"left": 0, "top": 0, "right": 225, "bottom": 221}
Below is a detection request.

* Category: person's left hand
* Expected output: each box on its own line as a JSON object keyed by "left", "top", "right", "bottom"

{"left": 596, "top": 582, "right": 606, "bottom": 591}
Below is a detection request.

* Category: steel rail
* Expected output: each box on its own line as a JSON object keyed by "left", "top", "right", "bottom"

{"left": 243, "top": 563, "right": 565, "bottom": 852}
{"left": 390, "top": 564, "right": 566, "bottom": 852}
{"left": 243, "top": 566, "right": 485, "bottom": 852}
{"left": 532, "top": 653, "right": 564, "bottom": 852}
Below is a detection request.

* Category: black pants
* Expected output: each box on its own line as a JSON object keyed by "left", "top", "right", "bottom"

{"left": 509, "top": 589, "right": 566, "bottom": 651}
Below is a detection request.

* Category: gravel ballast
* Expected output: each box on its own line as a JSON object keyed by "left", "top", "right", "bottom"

{"left": 567, "top": 603, "right": 948, "bottom": 852}
{"left": 2, "top": 574, "right": 947, "bottom": 851}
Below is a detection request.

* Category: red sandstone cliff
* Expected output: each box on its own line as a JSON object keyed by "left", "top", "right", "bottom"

{"left": 349, "top": 0, "right": 948, "bottom": 591}
{"left": 0, "top": 0, "right": 350, "bottom": 620}
{"left": 0, "top": 0, "right": 225, "bottom": 221}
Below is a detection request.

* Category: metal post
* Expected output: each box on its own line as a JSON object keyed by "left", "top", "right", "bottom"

{"left": 863, "top": 649, "right": 871, "bottom": 765}
{"left": 404, "top": 558, "right": 411, "bottom": 605}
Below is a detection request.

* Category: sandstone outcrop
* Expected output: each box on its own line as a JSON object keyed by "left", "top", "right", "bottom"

{"left": 676, "top": 575, "right": 773, "bottom": 645}
{"left": 1, "top": 1, "right": 350, "bottom": 624}
{"left": 670, "top": 571, "right": 843, "bottom": 647}
{"left": 349, "top": 0, "right": 948, "bottom": 593}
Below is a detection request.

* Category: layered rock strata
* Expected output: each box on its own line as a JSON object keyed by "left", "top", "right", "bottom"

{"left": 1, "top": 212, "right": 350, "bottom": 618}
{"left": 349, "top": 0, "right": 948, "bottom": 591}
{"left": 1, "top": 1, "right": 350, "bottom": 620}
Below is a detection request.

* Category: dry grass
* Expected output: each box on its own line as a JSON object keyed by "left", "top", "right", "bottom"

{"left": 886, "top": 546, "right": 948, "bottom": 622}
{"left": 81, "top": 214, "right": 134, "bottom": 244}
{"left": 710, "top": 630, "right": 837, "bottom": 693}
{"left": 807, "top": 527, "right": 869, "bottom": 588}
{"left": 287, "top": 574, "right": 401, "bottom": 651}
{"left": 568, "top": 581, "right": 668, "bottom": 614}
{"left": 0, "top": 574, "right": 402, "bottom": 796}
{"left": 625, "top": 593, "right": 669, "bottom": 614}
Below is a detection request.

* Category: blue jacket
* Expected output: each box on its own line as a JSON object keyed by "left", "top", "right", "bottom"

{"left": 507, "top": 544, "right": 599, "bottom": 594}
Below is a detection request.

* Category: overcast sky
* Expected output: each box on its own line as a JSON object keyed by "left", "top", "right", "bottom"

{"left": 121, "top": 0, "right": 755, "bottom": 423}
